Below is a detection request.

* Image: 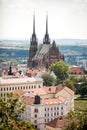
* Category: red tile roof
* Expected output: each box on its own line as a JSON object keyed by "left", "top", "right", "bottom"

{"left": 26, "top": 69, "right": 43, "bottom": 77}
{"left": 21, "top": 96, "right": 34, "bottom": 104}
{"left": 69, "top": 66, "right": 84, "bottom": 75}
{"left": 46, "top": 116, "right": 79, "bottom": 128}
{"left": 64, "top": 87, "right": 74, "bottom": 95}
{"left": 41, "top": 96, "right": 66, "bottom": 105}
{"left": 46, "top": 117, "right": 68, "bottom": 128}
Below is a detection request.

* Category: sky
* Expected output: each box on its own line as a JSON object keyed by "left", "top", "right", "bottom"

{"left": 0, "top": 0, "right": 87, "bottom": 40}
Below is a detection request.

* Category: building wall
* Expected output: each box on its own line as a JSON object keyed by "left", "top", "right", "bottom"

{"left": 44, "top": 103, "right": 67, "bottom": 123}
{"left": 0, "top": 77, "right": 43, "bottom": 100}
{"left": 21, "top": 101, "right": 68, "bottom": 130}
{"left": 22, "top": 104, "right": 45, "bottom": 130}
{"left": 55, "top": 89, "right": 74, "bottom": 111}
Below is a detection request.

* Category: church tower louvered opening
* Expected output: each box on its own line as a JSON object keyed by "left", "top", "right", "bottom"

{"left": 27, "top": 13, "right": 38, "bottom": 68}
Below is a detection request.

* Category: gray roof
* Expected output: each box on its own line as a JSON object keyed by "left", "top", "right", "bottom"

{"left": 33, "top": 44, "right": 52, "bottom": 60}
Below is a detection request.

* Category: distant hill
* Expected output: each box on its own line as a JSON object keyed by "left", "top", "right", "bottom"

{"left": 0, "top": 39, "right": 87, "bottom": 49}
{"left": 55, "top": 39, "right": 87, "bottom": 45}
{"left": 0, "top": 39, "right": 87, "bottom": 66}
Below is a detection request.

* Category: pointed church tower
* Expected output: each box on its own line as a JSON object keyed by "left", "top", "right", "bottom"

{"left": 43, "top": 14, "right": 50, "bottom": 44}
{"left": 27, "top": 13, "right": 38, "bottom": 68}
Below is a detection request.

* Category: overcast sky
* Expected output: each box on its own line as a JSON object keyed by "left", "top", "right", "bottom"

{"left": 0, "top": 0, "right": 87, "bottom": 40}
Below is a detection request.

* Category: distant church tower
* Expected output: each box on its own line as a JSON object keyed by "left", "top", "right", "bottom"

{"left": 43, "top": 14, "right": 50, "bottom": 44}
{"left": 27, "top": 14, "right": 38, "bottom": 68}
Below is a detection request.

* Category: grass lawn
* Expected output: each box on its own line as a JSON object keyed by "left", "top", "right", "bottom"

{"left": 75, "top": 99, "right": 87, "bottom": 110}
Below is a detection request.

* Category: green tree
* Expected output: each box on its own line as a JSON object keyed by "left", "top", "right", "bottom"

{"left": 0, "top": 93, "right": 35, "bottom": 130}
{"left": 50, "top": 61, "right": 69, "bottom": 82}
{"left": 63, "top": 108, "right": 87, "bottom": 130}
{"left": 79, "top": 85, "right": 87, "bottom": 98}
{"left": 42, "top": 73, "right": 56, "bottom": 86}
{"left": 64, "top": 80, "right": 76, "bottom": 92}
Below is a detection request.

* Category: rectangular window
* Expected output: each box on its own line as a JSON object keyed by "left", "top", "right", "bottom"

{"left": 34, "top": 120, "right": 37, "bottom": 123}
{"left": 34, "top": 108, "right": 38, "bottom": 113}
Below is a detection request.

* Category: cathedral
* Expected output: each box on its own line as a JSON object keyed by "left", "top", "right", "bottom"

{"left": 27, "top": 14, "right": 64, "bottom": 69}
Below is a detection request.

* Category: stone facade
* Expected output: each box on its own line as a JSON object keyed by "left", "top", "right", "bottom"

{"left": 27, "top": 15, "right": 64, "bottom": 69}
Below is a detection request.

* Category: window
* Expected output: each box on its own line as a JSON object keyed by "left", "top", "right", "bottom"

{"left": 1, "top": 93, "right": 2, "bottom": 97}
{"left": 1, "top": 88, "right": 2, "bottom": 91}
{"left": 4, "top": 88, "right": 5, "bottom": 91}
{"left": 34, "top": 108, "right": 38, "bottom": 113}
{"left": 57, "top": 107, "right": 59, "bottom": 110}
{"left": 57, "top": 112, "right": 59, "bottom": 115}
{"left": 35, "top": 125, "right": 37, "bottom": 129}
{"left": 34, "top": 120, "right": 37, "bottom": 123}
{"left": 54, "top": 107, "right": 56, "bottom": 110}
{"left": 61, "top": 112, "right": 63, "bottom": 115}
{"left": 49, "top": 88, "right": 51, "bottom": 91}
{"left": 35, "top": 114, "right": 37, "bottom": 118}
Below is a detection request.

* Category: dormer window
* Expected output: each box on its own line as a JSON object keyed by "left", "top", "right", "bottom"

{"left": 49, "top": 88, "right": 51, "bottom": 91}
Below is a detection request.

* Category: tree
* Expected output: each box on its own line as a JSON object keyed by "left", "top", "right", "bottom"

{"left": 64, "top": 80, "right": 76, "bottom": 92}
{"left": 0, "top": 93, "right": 35, "bottom": 130}
{"left": 63, "top": 108, "right": 87, "bottom": 130}
{"left": 42, "top": 73, "right": 56, "bottom": 86}
{"left": 79, "top": 85, "right": 87, "bottom": 98}
{"left": 50, "top": 61, "right": 69, "bottom": 82}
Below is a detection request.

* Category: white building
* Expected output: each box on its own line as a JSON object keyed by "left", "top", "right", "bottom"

{"left": 20, "top": 94, "right": 68, "bottom": 130}
{"left": 0, "top": 75, "right": 43, "bottom": 100}
{"left": 0, "top": 73, "right": 74, "bottom": 130}
{"left": 14, "top": 84, "right": 74, "bottom": 130}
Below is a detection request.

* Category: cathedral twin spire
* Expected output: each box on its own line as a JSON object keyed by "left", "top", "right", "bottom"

{"left": 32, "top": 13, "right": 50, "bottom": 44}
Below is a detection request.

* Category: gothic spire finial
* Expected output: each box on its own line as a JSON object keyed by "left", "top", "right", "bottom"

{"left": 46, "top": 13, "right": 48, "bottom": 35}
{"left": 33, "top": 12, "right": 35, "bottom": 35}
{"left": 43, "top": 12, "right": 50, "bottom": 44}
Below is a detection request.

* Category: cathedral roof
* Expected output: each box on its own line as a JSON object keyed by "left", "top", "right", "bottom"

{"left": 33, "top": 44, "right": 52, "bottom": 60}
